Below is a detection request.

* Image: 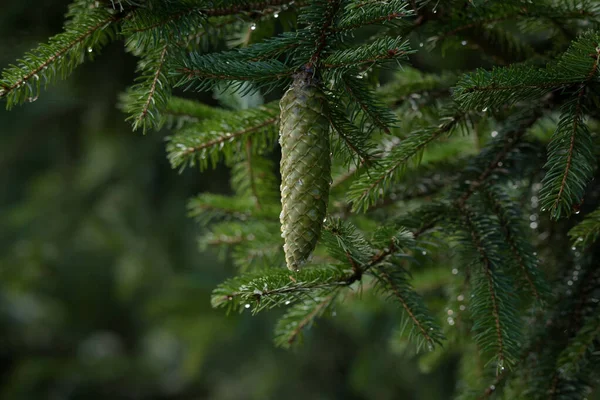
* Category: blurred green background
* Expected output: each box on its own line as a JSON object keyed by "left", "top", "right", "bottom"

{"left": 0, "top": 2, "right": 457, "bottom": 399}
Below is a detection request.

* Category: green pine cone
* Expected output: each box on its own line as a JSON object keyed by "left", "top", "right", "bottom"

{"left": 279, "top": 71, "right": 331, "bottom": 271}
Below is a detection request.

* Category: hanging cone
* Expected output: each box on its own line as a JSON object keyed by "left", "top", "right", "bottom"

{"left": 279, "top": 70, "right": 331, "bottom": 271}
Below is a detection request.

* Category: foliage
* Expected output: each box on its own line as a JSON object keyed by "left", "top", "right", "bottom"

{"left": 4, "top": 0, "right": 600, "bottom": 399}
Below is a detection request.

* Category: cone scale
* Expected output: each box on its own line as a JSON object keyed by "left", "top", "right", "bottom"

{"left": 279, "top": 71, "right": 331, "bottom": 271}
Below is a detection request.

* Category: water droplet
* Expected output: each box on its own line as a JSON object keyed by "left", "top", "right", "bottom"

{"left": 298, "top": 179, "right": 303, "bottom": 186}
{"left": 577, "top": 237, "right": 583, "bottom": 242}
{"left": 285, "top": 300, "right": 291, "bottom": 305}
{"left": 322, "top": 217, "right": 327, "bottom": 223}
{"left": 461, "top": 40, "right": 467, "bottom": 46}
{"left": 427, "top": 343, "right": 434, "bottom": 351}
{"left": 274, "top": 12, "right": 279, "bottom": 18}
{"left": 422, "top": 250, "right": 427, "bottom": 255}
{"left": 571, "top": 246, "right": 576, "bottom": 251}
{"left": 250, "top": 23, "right": 257, "bottom": 30}
{"left": 459, "top": 305, "right": 466, "bottom": 311}
{"left": 447, "top": 309, "right": 454, "bottom": 316}
{"left": 228, "top": 296, "right": 233, "bottom": 300}
{"left": 490, "top": 385, "right": 496, "bottom": 391}
{"left": 244, "top": 304, "right": 251, "bottom": 309}
{"left": 491, "top": 130, "right": 498, "bottom": 137}
{"left": 575, "top": 210, "right": 581, "bottom": 214}
{"left": 530, "top": 222, "right": 538, "bottom": 229}
{"left": 419, "top": 42, "right": 424, "bottom": 47}
{"left": 452, "top": 268, "right": 458, "bottom": 275}
{"left": 482, "top": 107, "right": 488, "bottom": 112}
{"left": 457, "top": 294, "right": 464, "bottom": 301}
{"left": 447, "top": 317, "right": 455, "bottom": 325}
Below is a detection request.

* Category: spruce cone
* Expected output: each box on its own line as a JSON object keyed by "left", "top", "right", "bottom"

{"left": 279, "top": 71, "right": 331, "bottom": 271}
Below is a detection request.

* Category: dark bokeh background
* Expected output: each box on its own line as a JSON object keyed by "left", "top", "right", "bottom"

{"left": 0, "top": 2, "right": 457, "bottom": 399}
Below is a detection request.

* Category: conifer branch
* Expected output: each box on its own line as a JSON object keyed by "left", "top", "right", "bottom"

{"left": 1, "top": 11, "right": 120, "bottom": 107}
{"left": 333, "top": 0, "right": 411, "bottom": 33}
{"left": 323, "top": 37, "right": 410, "bottom": 70}
{"left": 340, "top": 74, "right": 399, "bottom": 134}
{"left": 138, "top": 45, "right": 168, "bottom": 127}
{"left": 458, "top": 204, "right": 507, "bottom": 370}
{"left": 377, "top": 269, "right": 436, "bottom": 346}
{"left": 327, "top": 106, "right": 375, "bottom": 166}
{"left": 554, "top": 90, "right": 585, "bottom": 214}
{"left": 167, "top": 103, "right": 279, "bottom": 171}
{"left": 348, "top": 111, "right": 465, "bottom": 212}
{"left": 540, "top": 92, "right": 596, "bottom": 219}
{"left": 130, "top": 0, "right": 294, "bottom": 33}
{"left": 306, "top": 0, "right": 342, "bottom": 69}
{"left": 481, "top": 189, "right": 543, "bottom": 301}
{"left": 275, "top": 291, "right": 339, "bottom": 348}
{"left": 177, "top": 117, "right": 276, "bottom": 161}
{"left": 457, "top": 122, "right": 531, "bottom": 207}
{"left": 3, "top": 18, "right": 116, "bottom": 92}
{"left": 569, "top": 207, "right": 600, "bottom": 248}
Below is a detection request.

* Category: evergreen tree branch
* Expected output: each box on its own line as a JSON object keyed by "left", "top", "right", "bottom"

{"left": 175, "top": 57, "right": 292, "bottom": 92}
{"left": 569, "top": 207, "right": 600, "bottom": 248}
{"left": 0, "top": 9, "right": 120, "bottom": 107}
{"left": 379, "top": 68, "right": 458, "bottom": 107}
{"left": 231, "top": 153, "right": 279, "bottom": 205}
{"left": 140, "top": 44, "right": 168, "bottom": 125}
{"left": 373, "top": 266, "right": 443, "bottom": 350}
{"left": 462, "top": 206, "right": 505, "bottom": 367}
{"left": 322, "top": 37, "right": 410, "bottom": 70}
{"left": 161, "top": 96, "right": 228, "bottom": 128}
{"left": 327, "top": 105, "right": 375, "bottom": 166}
{"left": 305, "top": 0, "right": 342, "bottom": 69}
{"left": 480, "top": 188, "right": 546, "bottom": 302}
{"left": 340, "top": 73, "right": 400, "bottom": 134}
{"left": 540, "top": 88, "right": 597, "bottom": 219}
{"left": 211, "top": 266, "right": 352, "bottom": 313}
{"left": 322, "top": 218, "right": 374, "bottom": 269}
{"left": 333, "top": 0, "right": 412, "bottom": 33}
{"left": 457, "top": 120, "right": 532, "bottom": 207}
{"left": 457, "top": 204, "right": 522, "bottom": 372}
{"left": 188, "top": 194, "right": 255, "bottom": 223}
{"left": 348, "top": 110, "right": 465, "bottom": 212}
{"left": 274, "top": 290, "right": 339, "bottom": 348}
{"left": 454, "top": 66, "right": 562, "bottom": 111}
{"left": 556, "top": 313, "right": 600, "bottom": 377}
{"left": 128, "top": 0, "right": 294, "bottom": 34}
{"left": 120, "top": 43, "right": 171, "bottom": 132}
{"left": 167, "top": 102, "right": 279, "bottom": 171}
